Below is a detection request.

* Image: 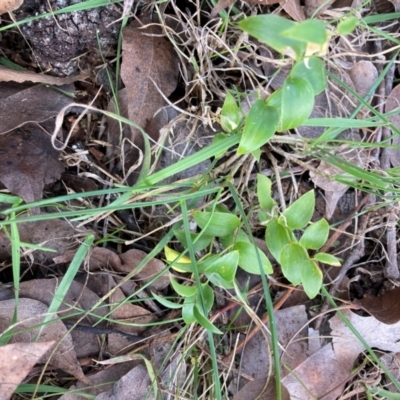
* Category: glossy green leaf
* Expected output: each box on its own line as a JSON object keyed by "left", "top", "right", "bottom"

{"left": 281, "top": 19, "right": 328, "bottom": 45}
{"left": 152, "top": 292, "right": 183, "bottom": 309}
{"left": 170, "top": 277, "right": 197, "bottom": 297}
{"left": 193, "top": 305, "right": 222, "bottom": 334}
{"left": 200, "top": 282, "right": 215, "bottom": 313}
{"left": 282, "top": 190, "right": 315, "bottom": 230}
{"left": 212, "top": 133, "right": 229, "bottom": 158}
{"left": 300, "top": 218, "right": 329, "bottom": 250}
{"left": 233, "top": 241, "right": 273, "bottom": 274}
{"left": 205, "top": 251, "right": 239, "bottom": 282}
{"left": 290, "top": 58, "right": 327, "bottom": 95}
{"left": 238, "top": 15, "right": 306, "bottom": 59}
{"left": 337, "top": 16, "right": 358, "bottom": 35}
{"left": 280, "top": 243, "right": 309, "bottom": 285}
{"left": 220, "top": 229, "right": 249, "bottom": 249}
{"left": 313, "top": 252, "right": 341, "bottom": 266}
{"left": 221, "top": 92, "right": 241, "bottom": 132}
{"left": 173, "top": 229, "right": 213, "bottom": 252}
{"left": 193, "top": 211, "right": 241, "bottom": 237}
{"left": 257, "top": 174, "right": 276, "bottom": 212}
{"left": 281, "top": 76, "right": 314, "bottom": 131}
{"left": 182, "top": 301, "right": 196, "bottom": 324}
{"left": 301, "top": 259, "right": 322, "bottom": 299}
{"left": 207, "top": 273, "right": 235, "bottom": 289}
{"left": 265, "top": 219, "right": 296, "bottom": 262}
{"left": 238, "top": 100, "right": 279, "bottom": 154}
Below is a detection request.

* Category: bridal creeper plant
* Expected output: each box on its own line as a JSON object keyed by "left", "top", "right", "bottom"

{"left": 154, "top": 14, "right": 356, "bottom": 332}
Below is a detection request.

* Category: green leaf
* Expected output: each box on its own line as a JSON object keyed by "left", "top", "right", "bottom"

{"left": 170, "top": 277, "right": 197, "bottom": 297}
{"left": 152, "top": 292, "right": 183, "bottom": 309}
{"left": 238, "top": 100, "right": 279, "bottom": 154}
{"left": 233, "top": 241, "right": 273, "bottom": 275}
{"left": 200, "top": 282, "right": 215, "bottom": 313}
{"left": 281, "top": 76, "right": 314, "bottom": 131}
{"left": 290, "top": 58, "right": 327, "bottom": 95}
{"left": 212, "top": 133, "right": 230, "bottom": 158}
{"left": 193, "top": 211, "right": 241, "bottom": 237}
{"left": 313, "top": 252, "right": 341, "bottom": 266}
{"left": 280, "top": 243, "right": 309, "bottom": 285}
{"left": 238, "top": 15, "right": 306, "bottom": 59}
{"left": 300, "top": 218, "right": 329, "bottom": 250}
{"left": 220, "top": 229, "right": 249, "bottom": 249}
{"left": 301, "top": 259, "right": 322, "bottom": 299}
{"left": 282, "top": 190, "right": 315, "bottom": 230}
{"left": 173, "top": 229, "right": 213, "bottom": 252}
{"left": 257, "top": 174, "right": 276, "bottom": 212}
{"left": 281, "top": 19, "right": 328, "bottom": 45}
{"left": 337, "top": 16, "right": 358, "bottom": 35}
{"left": 193, "top": 305, "right": 222, "bottom": 334}
{"left": 221, "top": 92, "right": 241, "bottom": 132}
{"left": 205, "top": 251, "right": 239, "bottom": 282}
{"left": 265, "top": 219, "right": 296, "bottom": 262}
{"left": 182, "top": 301, "right": 196, "bottom": 324}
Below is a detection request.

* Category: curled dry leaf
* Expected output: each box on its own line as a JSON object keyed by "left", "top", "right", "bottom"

{"left": 0, "top": 0, "right": 22, "bottom": 13}
{"left": 355, "top": 287, "right": 400, "bottom": 324}
{"left": 0, "top": 298, "right": 89, "bottom": 384}
{"left": 94, "top": 364, "right": 154, "bottom": 400}
{"left": 0, "top": 82, "right": 75, "bottom": 135}
{"left": 0, "top": 217, "right": 76, "bottom": 263}
{"left": 0, "top": 65, "right": 88, "bottom": 85}
{"left": 109, "top": 20, "right": 179, "bottom": 179}
{"left": 385, "top": 84, "right": 400, "bottom": 167}
{"left": 58, "top": 361, "right": 142, "bottom": 400}
{"left": 0, "top": 342, "right": 55, "bottom": 400}
{"left": 119, "top": 249, "right": 171, "bottom": 291}
{"left": 0, "top": 124, "right": 64, "bottom": 210}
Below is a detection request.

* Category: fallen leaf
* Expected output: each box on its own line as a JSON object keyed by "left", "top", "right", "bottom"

{"left": 0, "top": 65, "right": 88, "bottom": 85}
{"left": 282, "top": 0, "right": 305, "bottom": 21}
{"left": 355, "top": 287, "right": 400, "bottom": 324}
{"left": 304, "top": 0, "right": 334, "bottom": 17}
{"left": 118, "top": 21, "right": 179, "bottom": 171}
{"left": 0, "top": 342, "right": 55, "bottom": 400}
{"left": 0, "top": 0, "right": 23, "bottom": 14}
{"left": 94, "top": 364, "right": 155, "bottom": 400}
{"left": 0, "top": 124, "right": 64, "bottom": 210}
{"left": 240, "top": 305, "right": 309, "bottom": 381}
{"left": 0, "top": 217, "right": 77, "bottom": 263}
{"left": 348, "top": 61, "right": 378, "bottom": 98}
{"left": 0, "top": 82, "right": 75, "bottom": 135}
{"left": 58, "top": 361, "right": 142, "bottom": 400}
{"left": 119, "top": 249, "right": 171, "bottom": 291}
{"left": 0, "top": 298, "right": 90, "bottom": 384}
{"left": 233, "top": 380, "right": 291, "bottom": 400}
{"left": 385, "top": 84, "right": 400, "bottom": 167}
{"left": 282, "top": 343, "right": 351, "bottom": 400}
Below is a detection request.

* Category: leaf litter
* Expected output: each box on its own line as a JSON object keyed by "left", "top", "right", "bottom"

{"left": 1, "top": 0, "right": 400, "bottom": 398}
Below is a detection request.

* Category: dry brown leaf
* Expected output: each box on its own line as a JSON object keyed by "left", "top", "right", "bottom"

{"left": 94, "top": 364, "right": 154, "bottom": 400}
{"left": 282, "top": 0, "right": 305, "bottom": 21}
{"left": 385, "top": 84, "right": 400, "bottom": 167}
{"left": 355, "top": 287, "right": 400, "bottom": 324}
{"left": 117, "top": 21, "right": 179, "bottom": 173}
{"left": 0, "top": 217, "right": 76, "bottom": 263}
{"left": 240, "top": 306, "right": 308, "bottom": 382}
{"left": 304, "top": 0, "right": 334, "bottom": 17}
{"left": 119, "top": 249, "right": 170, "bottom": 291}
{"left": 58, "top": 361, "right": 142, "bottom": 400}
{"left": 0, "top": 83, "right": 75, "bottom": 135}
{"left": 0, "top": 65, "right": 88, "bottom": 85}
{"left": 0, "top": 298, "right": 90, "bottom": 384}
{"left": 282, "top": 343, "right": 351, "bottom": 400}
{"left": 348, "top": 61, "right": 378, "bottom": 98}
{"left": 0, "top": 342, "right": 55, "bottom": 400}
{"left": 233, "top": 380, "right": 291, "bottom": 400}
{"left": 0, "top": 124, "right": 64, "bottom": 210}
{"left": 0, "top": 0, "right": 23, "bottom": 14}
